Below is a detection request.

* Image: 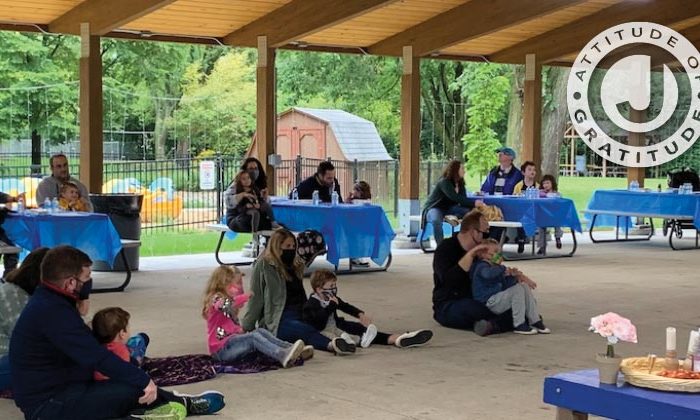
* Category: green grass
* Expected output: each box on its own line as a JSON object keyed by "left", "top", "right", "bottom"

{"left": 140, "top": 229, "right": 252, "bottom": 257}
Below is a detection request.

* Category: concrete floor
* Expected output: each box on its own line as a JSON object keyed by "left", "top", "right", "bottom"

{"left": 2, "top": 233, "right": 700, "bottom": 419}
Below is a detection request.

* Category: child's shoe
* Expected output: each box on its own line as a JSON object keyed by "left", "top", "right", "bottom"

{"left": 331, "top": 337, "right": 356, "bottom": 355}
{"left": 129, "top": 401, "right": 187, "bottom": 420}
{"left": 300, "top": 345, "right": 314, "bottom": 360}
{"left": 513, "top": 323, "right": 537, "bottom": 335}
{"left": 340, "top": 332, "right": 357, "bottom": 345}
{"left": 531, "top": 320, "right": 551, "bottom": 334}
{"left": 282, "top": 340, "right": 305, "bottom": 368}
{"left": 555, "top": 238, "right": 562, "bottom": 249}
{"left": 394, "top": 329, "right": 433, "bottom": 348}
{"left": 360, "top": 324, "right": 377, "bottom": 348}
{"left": 173, "top": 390, "right": 225, "bottom": 415}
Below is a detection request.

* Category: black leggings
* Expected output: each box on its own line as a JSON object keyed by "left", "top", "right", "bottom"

{"left": 336, "top": 319, "right": 391, "bottom": 345}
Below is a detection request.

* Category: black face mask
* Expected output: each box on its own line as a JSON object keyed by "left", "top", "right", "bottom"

{"left": 248, "top": 169, "right": 259, "bottom": 181}
{"left": 482, "top": 231, "right": 490, "bottom": 240}
{"left": 77, "top": 279, "right": 92, "bottom": 300}
{"left": 281, "top": 249, "right": 296, "bottom": 266}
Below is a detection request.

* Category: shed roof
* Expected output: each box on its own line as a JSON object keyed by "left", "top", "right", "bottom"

{"left": 293, "top": 107, "right": 392, "bottom": 162}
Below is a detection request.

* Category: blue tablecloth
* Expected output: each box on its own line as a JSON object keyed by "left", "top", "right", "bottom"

{"left": 271, "top": 201, "right": 395, "bottom": 266}
{"left": 585, "top": 190, "right": 700, "bottom": 230}
{"left": 3, "top": 212, "right": 123, "bottom": 267}
{"left": 482, "top": 196, "right": 582, "bottom": 236}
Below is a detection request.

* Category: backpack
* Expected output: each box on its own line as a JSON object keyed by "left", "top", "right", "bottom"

{"left": 667, "top": 168, "right": 700, "bottom": 191}
{"left": 295, "top": 230, "right": 327, "bottom": 267}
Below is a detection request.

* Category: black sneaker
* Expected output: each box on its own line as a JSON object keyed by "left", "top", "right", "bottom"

{"left": 395, "top": 329, "right": 433, "bottom": 348}
{"left": 537, "top": 247, "right": 545, "bottom": 255}
{"left": 472, "top": 320, "right": 494, "bottom": 337}
{"left": 174, "top": 390, "right": 225, "bottom": 415}
{"left": 513, "top": 323, "right": 537, "bottom": 335}
{"left": 517, "top": 241, "right": 525, "bottom": 254}
{"left": 331, "top": 337, "right": 356, "bottom": 355}
{"left": 531, "top": 320, "right": 551, "bottom": 334}
{"left": 555, "top": 238, "right": 562, "bottom": 249}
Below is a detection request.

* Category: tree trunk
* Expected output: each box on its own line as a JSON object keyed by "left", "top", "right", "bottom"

{"left": 153, "top": 100, "right": 177, "bottom": 160}
{"left": 540, "top": 67, "right": 570, "bottom": 179}
{"left": 506, "top": 66, "right": 524, "bottom": 155}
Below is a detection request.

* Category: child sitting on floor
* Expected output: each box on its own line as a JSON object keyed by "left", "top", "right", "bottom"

{"left": 91, "top": 307, "right": 150, "bottom": 380}
{"left": 470, "top": 239, "right": 550, "bottom": 335}
{"left": 537, "top": 174, "right": 563, "bottom": 254}
{"left": 302, "top": 269, "right": 380, "bottom": 349}
{"left": 58, "top": 181, "right": 90, "bottom": 212}
{"left": 202, "top": 265, "right": 308, "bottom": 368}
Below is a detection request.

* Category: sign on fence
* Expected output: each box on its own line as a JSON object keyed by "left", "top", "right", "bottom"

{"left": 199, "top": 160, "right": 216, "bottom": 190}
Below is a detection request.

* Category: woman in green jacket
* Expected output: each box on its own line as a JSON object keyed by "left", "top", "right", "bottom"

{"left": 423, "top": 160, "right": 479, "bottom": 245}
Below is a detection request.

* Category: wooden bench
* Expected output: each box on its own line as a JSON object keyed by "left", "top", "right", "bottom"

{"left": 92, "top": 239, "right": 141, "bottom": 294}
{"left": 206, "top": 223, "right": 273, "bottom": 266}
{"left": 584, "top": 209, "right": 698, "bottom": 250}
{"left": 489, "top": 220, "right": 578, "bottom": 260}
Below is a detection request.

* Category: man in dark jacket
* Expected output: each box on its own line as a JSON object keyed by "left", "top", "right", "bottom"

{"left": 9, "top": 245, "right": 224, "bottom": 419}
{"left": 432, "top": 210, "right": 512, "bottom": 336}
{"left": 294, "top": 161, "right": 343, "bottom": 203}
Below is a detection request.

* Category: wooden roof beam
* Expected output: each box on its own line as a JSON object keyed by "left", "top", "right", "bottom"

{"left": 369, "top": 0, "right": 583, "bottom": 57}
{"left": 49, "top": 0, "right": 176, "bottom": 36}
{"left": 223, "top": 0, "right": 397, "bottom": 48}
{"left": 490, "top": 0, "right": 700, "bottom": 64}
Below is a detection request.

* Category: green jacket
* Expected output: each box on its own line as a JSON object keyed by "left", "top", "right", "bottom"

{"left": 423, "top": 177, "right": 475, "bottom": 213}
{"left": 241, "top": 258, "right": 290, "bottom": 335}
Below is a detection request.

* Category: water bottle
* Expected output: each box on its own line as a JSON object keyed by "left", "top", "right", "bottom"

{"left": 51, "top": 197, "right": 60, "bottom": 212}
{"left": 629, "top": 180, "right": 639, "bottom": 191}
{"left": 43, "top": 197, "right": 52, "bottom": 212}
{"left": 312, "top": 190, "right": 320, "bottom": 206}
{"left": 331, "top": 190, "right": 339, "bottom": 206}
{"left": 17, "top": 197, "right": 25, "bottom": 214}
{"left": 291, "top": 188, "right": 299, "bottom": 201}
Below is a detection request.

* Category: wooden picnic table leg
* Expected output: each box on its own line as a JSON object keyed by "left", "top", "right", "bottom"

{"left": 556, "top": 407, "right": 588, "bottom": 420}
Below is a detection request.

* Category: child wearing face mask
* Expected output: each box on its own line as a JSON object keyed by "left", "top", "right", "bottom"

{"left": 202, "top": 266, "right": 308, "bottom": 368}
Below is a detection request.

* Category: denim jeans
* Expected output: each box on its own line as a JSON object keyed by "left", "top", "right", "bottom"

{"left": 426, "top": 205, "right": 470, "bottom": 244}
{"left": 0, "top": 228, "right": 18, "bottom": 278}
{"left": 277, "top": 308, "right": 331, "bottom": 351}
{"left": 214, "top": 328, "right": 291, "bottom": 364}
{"left": 0, "top": 354, "right": 10, "bottom": 392}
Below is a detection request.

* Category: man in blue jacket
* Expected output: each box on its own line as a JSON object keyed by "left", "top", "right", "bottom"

{"left": 9, "top": 245, "right": 224, "bottom": 419}
{"left": 480, "top": 147, "right": 523, "bottom": 196}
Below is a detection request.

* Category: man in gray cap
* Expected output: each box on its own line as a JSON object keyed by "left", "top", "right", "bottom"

{"left": 480, "top": 147, "right": 523, "bottom": 196}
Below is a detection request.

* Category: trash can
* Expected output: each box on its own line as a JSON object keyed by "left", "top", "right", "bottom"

{"left": 90, "top": 193, "right": 143, "bottom": 272}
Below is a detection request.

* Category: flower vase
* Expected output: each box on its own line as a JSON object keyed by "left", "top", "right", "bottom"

{"left": 595, "top": 353, "right": 622, "bottom": 384}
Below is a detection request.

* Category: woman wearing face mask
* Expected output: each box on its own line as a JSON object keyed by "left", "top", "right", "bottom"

{"left": 242, "top": 229, "right": 356, "bottom": 355}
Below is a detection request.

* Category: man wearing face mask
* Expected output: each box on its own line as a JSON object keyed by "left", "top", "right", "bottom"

{"left": 294, "top": 161, "right": 343, "bottom": 203}
{"left": 432, "top": 210, "right": 517, "bottom": 336}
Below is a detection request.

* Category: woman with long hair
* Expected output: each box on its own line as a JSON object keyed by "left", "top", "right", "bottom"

{"left": 422, "top": 160, "right": 480, "bottom": 245}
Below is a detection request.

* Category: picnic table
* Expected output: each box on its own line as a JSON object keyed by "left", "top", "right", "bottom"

{"left": 543, "top": 369, "right": 700, "bottom": 419}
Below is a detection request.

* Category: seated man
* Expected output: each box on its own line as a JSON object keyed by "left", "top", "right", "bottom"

{"left": 432, "top": 210, "right": 512, "bottom": 336}
{"left": 36, "top": 153, "right": 93, "bottom": 212}
{"left": 9, "top": 245, "right": 224, "bottom": 420}
{"left": 294, "top": 161, "right": 343, "bottom": 203}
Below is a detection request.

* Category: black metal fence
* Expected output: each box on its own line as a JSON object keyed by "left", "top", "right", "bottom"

{"left": 0, "top": 154, "right": 450, "bottom": 231}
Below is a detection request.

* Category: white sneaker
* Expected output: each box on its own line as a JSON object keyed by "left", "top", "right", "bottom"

{"left": 282, "top": 340, "right": 305, "bottom": 368}
{"left": 360, "top": 324, "right": 378, "bottom": 348}
{"left": 300, "top": 345, "right": 314, "bottom": 360}
{"left": 340, "top": 332, "right": 357, "bottom": 345}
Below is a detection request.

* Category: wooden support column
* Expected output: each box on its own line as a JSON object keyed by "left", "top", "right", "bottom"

{"left": 256, "top": 36, "right": 276, "bottom": 193}
{"left": 79, "top": 22, "right": 103, "bottom": 193}
{"left": 627, "top": 108, "right": 646, "bottom": 187}
{"left": 398, "top": 46, "right": 421, "bottom": 240}
{"left": 521, "top": 54, "right": 542, "bottom": 169}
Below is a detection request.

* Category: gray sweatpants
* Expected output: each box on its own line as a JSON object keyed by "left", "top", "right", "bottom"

{"left": 485, "top": 283, "right": 540, "bottom": 327}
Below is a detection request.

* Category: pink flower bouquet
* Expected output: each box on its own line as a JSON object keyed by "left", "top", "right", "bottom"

{"left": 590, "top": 312, "right": 637, "bottom": 358}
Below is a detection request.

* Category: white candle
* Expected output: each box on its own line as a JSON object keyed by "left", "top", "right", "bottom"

{"left": 667, "top": 327, "right": 677, "bottom": 352}
{"left": 689, "top": 331, "right": 700, "bottom": 354}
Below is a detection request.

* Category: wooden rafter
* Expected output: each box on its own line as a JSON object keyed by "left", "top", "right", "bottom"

{"left": 490, "top": 0, "right": 700, "bottom": 64}
{"left": 49, "top": 0, "right": 176, "bottom": 36}
{"left": 223, "top": 0, "right": 397, "bottom": 48}
{"left": 370, "top": 0, "right": 583, "bottom": 57}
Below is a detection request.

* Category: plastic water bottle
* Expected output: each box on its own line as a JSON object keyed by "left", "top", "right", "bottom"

{"left": 291, "top": 188, "right": 299, "bottom": 201}
{"left": 312, "top": 190, "right": 320, "bottom": 206}
{"left": 17, "top": 197, "right": 25, "bottom": 214}
{"left": 43, "top": 197, "right": 52, "bottom": 212}
{"left": 51, "top": 197, "right": 60, "bottom": 212}
{"left": 629, "top": 180, "right": 639, "bottom": 191}
{"left": 331, "top": 190, "right": 339, "bottom": 206}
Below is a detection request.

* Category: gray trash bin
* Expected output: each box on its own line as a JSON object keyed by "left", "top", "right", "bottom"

{"left": 89, "top": 193, "right": 143, "bottom": 272}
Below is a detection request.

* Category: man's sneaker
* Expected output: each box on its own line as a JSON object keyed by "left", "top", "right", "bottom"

{"left": 331, "top": 337, "right": 356, "bottom": 355}
{"left": 130, "top": 402, "right": 186, "bottom": 420}
{"left": 300, "top": 345, "right": 314, "bottom": 360}
{"left": 536, "top": 247, "right": 545, "bottom": 255}
{"left": 472, "top": 320, "right": 494, "bottom": 337}
{"left": 173, "top": 390, "right": 225, "bottom": 416}
{"left": 531, "top": 320, "right": 551, "bottom": 334}
{"left": 340, "top": 332, "right": 357, "bottom": 345}
{"left": 282, "top": 340, "right": 305, "bottom": 368}
{"left": 360, "top": 324, "right": 378, "bottom": 348}
{"left": 395, "top": 329, "right": 433, "bottom": 348}
{"left": 513, "top": 323, "right": 537, "bottom": 335}
{"left": 555, "top": 238, "right": 562, "bottom": 249}
{"left": 517, "top": 241, "right": 525, "bottom": 254}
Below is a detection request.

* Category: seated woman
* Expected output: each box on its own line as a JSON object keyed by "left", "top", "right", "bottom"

{"left": 0, "top": 247, "right": 49, "bottom": 392}
{"left": 423, "top": 160, "right": 481, "bottom": 245}
{"left": 225, "top": 170, "right": 274, "bottom": 234}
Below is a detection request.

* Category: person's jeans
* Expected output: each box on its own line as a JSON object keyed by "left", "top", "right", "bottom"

{"left": 433, "top": 299, "right": 513, "bottom": 332}
{"left": 0, "top": 354, "right": 10, "bottom": 392}
{"left": 277, "top": 308, "right": 331, "bottom": 351}
{"left": 485, "top": 283, "right": 540, "bottom": 327}
{"left": 426, "top": 205, "right": 470, "bottom": 244}
{"left": 214, "top": 329, "right": 292, "bottom": 364}
{"left": 0, "top": 228, "right": 18, "bottom": 278}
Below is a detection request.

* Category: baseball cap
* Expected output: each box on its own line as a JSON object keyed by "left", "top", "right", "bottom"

{"left": 495, "top": 147, "right": 516, "bottom": 159}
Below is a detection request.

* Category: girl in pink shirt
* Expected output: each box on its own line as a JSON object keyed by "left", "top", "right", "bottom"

{"left": 202, "top": 266, "right": 306, "bottom": 368}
